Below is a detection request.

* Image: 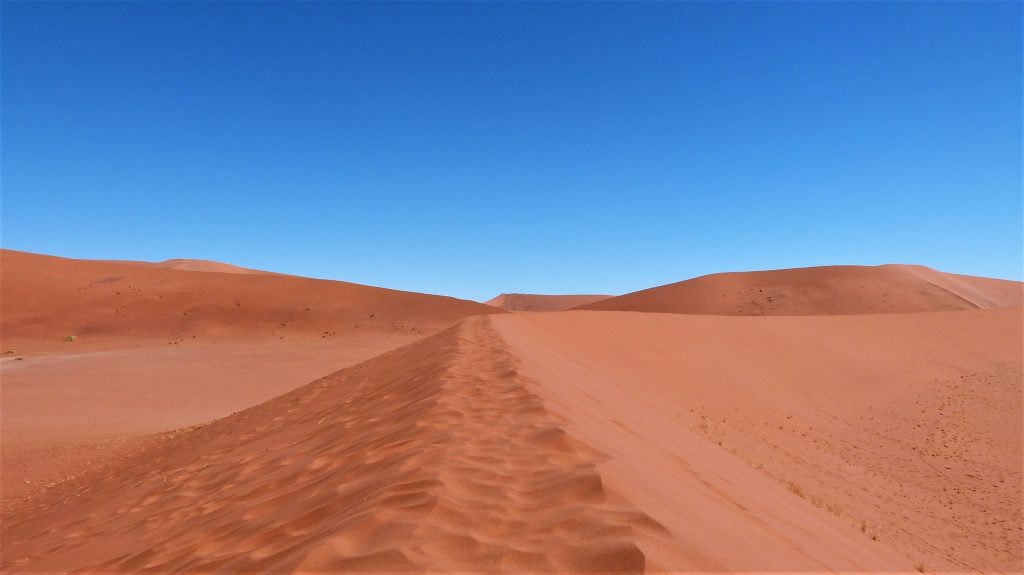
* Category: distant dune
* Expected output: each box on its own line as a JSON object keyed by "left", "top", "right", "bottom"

{"left": 576, "top": 264, "right": 1023, "bottom": 315}
{"left": 485, "top": 293, "right": 610, "bottom": 312}
{"left": 111, "top": 258, "right": 270, "bottom": 275}
{"left": 0, "top": 249, "right": 500, "bottom": 352}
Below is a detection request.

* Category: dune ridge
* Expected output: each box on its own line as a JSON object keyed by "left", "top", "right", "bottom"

{"left": 110, "top": 258, "right": 270, "bottom": 275}
{"left": 0, "top": 249, "right": 500, "bottom": 352}
{"left": 576, "top": 264, "right": 1023, "bottom": 315}
{"left": 485, "top": 294, "right": 611, "bottom": 312}
{"left": 2, "top": 251, "right": 1020, "bottom": 572}
{"left": 1, "top": 312, "right": 951, "bottom": 573}
{"left": 0, "top": 317, "right": 663, "bottom": 573}
{"left": 0, "top": 249, "right": 500, "bottom": 514}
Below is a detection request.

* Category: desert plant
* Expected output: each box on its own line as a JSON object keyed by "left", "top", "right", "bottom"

{"left": 785, "top": 480, "right": 805, "bottom": 498}
{"left": 64, "top": 335, "right": 77, "bottom": 342}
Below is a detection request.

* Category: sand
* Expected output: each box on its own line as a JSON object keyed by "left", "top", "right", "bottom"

{"left": 5, "top": 307, "right": 1020, "bottom": 571}
{"left": 101, "top": 257, "right": 272, "bottom": 274}
{"left": 2, "top": 252, "right": 1021, "bottom": 573}
{"left": 0, "top": 335, "right": 425, "bottom": 509}
{"left": 485, "top": 294, "right": 611, "bottom": 312}
{"left": 0, "top": 249, "right": 500, "bottom": 353}
{"left": 493, "top": 308, "right": 1022, "bottom": 572}
{"left": 576, "top": 264, "right": 1023, "bottom": 315}
{"left": 0, "top": 250, "right": 500, "bottom": 515}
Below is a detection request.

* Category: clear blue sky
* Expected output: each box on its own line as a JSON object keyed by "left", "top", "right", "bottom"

{"left": 2, "top": 2, "right": 1021, "bottom": 301}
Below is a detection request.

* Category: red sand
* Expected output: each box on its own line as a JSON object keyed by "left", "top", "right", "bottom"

{"left": 105, "top": 257, "right": 271, "bottom": 274}
{"left": 0, "top": 249, "right": 500, "bottom": 353}
{"left": 494, "top": 308, "right": 1022, "bottom": 572}
{"left": 576, "top": 264, "right": 1023, "bottom": 315}
{"left": 1, "top": 252, "right": 1021, "bottom": 573}
{"left": 0, "top": 250, "right": 499, "bottom": 515}
{"left": 485, "top": 293, "right": 611, "bottom": 312}
{"left": 0, "top": 336, "right": 425, "bottom": 508}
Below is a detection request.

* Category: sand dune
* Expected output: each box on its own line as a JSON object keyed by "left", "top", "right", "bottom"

{"left": 0, "top": 335, "right": 427, "bottom": 508}
{"left": 494, "top": 307, "right": 1022, "bottom": 572}
{"left": 2, "top": 253, "right": 1020, "bottom": 572}
{"left": 1, "top": 319, "right": 667, "bottom": 572}
{"left": 0, "top": 249, "right": 499, "bottom": 352}
{"left": 485, "top": 293, "right": 611, "bottom": 312}
{"left": 576, "top": 264, "right": 1023, "bottom": 315}
{"left": 111, "top": 258, "right": 270, "bottom": 274}
{"left": 8, "top": 307, "right": 1017, "bottom": 572}
{"left": 0, "top": 249, "right": 500, "bottom": 513}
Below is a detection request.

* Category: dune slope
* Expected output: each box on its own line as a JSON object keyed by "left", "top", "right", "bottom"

{"left": 0, "top": 249, "right": 501, "bottom": 512}
{"left": 0, "top": 249, "right": 500, "bottom": 351}
{"left": 493, "top": 307, "right": 1023, "bottom": 572}
{"left": 576, "top": 264, "right": 1023, "bottom": 315}
{"left": 2, "top": 318, "right": 662, "bottom": 573}
{"left": 110, "top": 258, "right": 270, "bottom": 274}
{"left": 485, "top": 293, "right": 611, "bottom": 312}
{"left": 2, "top": 315, "right": 929, "bottom": 573}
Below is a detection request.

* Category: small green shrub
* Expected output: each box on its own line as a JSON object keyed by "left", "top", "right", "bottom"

{"left": 64, "top": 335, "right": 77, "bottom": 342}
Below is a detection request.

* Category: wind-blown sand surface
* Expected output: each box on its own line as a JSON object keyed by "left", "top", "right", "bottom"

{"left": 577, "top": 264, "right": 1023, "bottom": 315}
{"left": 494, "top": 308, "right": 1022, "bottom": 572}
{"left": 485, "top": 294, "right": 611, "bottom": 312}
{"left": 4, "top": 306, "right": 1019, "bottom": 572}
{"left": 0, "top": 336, "right": 427, "bottom": 509}
{"left": 2, "top": 253, "right": 1021, "bottom": 572}
{"left": 0, "top": 250, "right": 499, "bottom": 511}
{"left": 102, "top": 257, "right": 272, "bottom": 275}
{"left": 1, "top": 249, "right": 499, "bottom": 352}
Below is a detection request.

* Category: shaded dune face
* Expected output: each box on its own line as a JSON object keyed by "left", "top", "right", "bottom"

{"left": 0, "top": 249, "right": 501, "bottom": 351}
{"left": 576, "top": 264, "right": 1023, "bottom": 315}
{"left": 0, "top": 318, "right": 661, "bottom": 573}
{"left": 485, "top": 294, "right": 611, "bottom": 312}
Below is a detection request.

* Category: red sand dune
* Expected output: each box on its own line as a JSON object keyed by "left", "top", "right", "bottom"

{"left": 2, "top": 254, "right": 1021, "bottom": 572}
{"left": 110, "top": 257, "right": 271, "bottom": 274}
{"left": 576, "top": 264, "right": 1023, "bottom": 315}
{"left": 485, "top": 293, "right": 611, "bottom": 312}
{"left": 0, "top": 249, "right": 499, "bottom": 352}
{"left": 0, "top": 337, "right": 430, "bottom": 507}
{"left": 495, "top": 308, "right": 1023, "bottom": 572}
{"left": 0, "top": 250, "right": 500, "bottom": 510}
{"left": 5, "top": 306, "right": 1020, "bottom": 572}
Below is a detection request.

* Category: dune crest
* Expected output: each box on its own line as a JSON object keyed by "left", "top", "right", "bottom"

{"left": 1, "top": 313, "right": 952, "bottom": 572}
{"left": 2, "top": 252, "right": 1020, "bottom": 572}
{"left": 0, "top": 249, "right": 500, "bottom": 352}
{"left": 116, "top": 258, "right": 270, "bottom": 274}
{"left": 0, "top": 249, "right": 500, "bottom": 510}
{"left": 576, "top": 264, "right": 1023, "bottom": 315}
{"left": 485, "top": 293, "right": 611, "bottom": 312}
{"left": 0, "top": 317, "right": 660, "bottom": 573}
